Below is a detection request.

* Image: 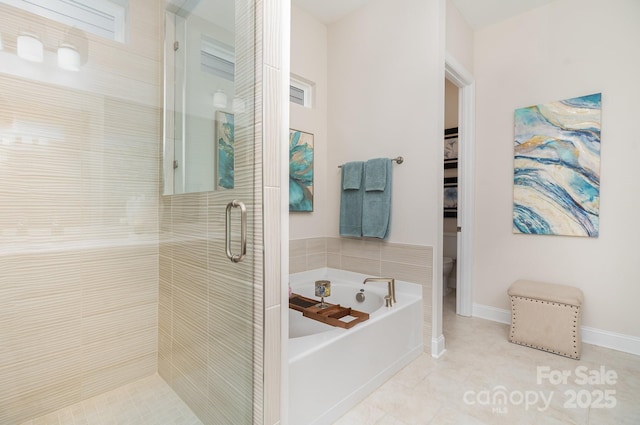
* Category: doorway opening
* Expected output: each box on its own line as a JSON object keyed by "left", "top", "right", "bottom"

{"left": 433, "top": 54, "right": 475, "bottom": 356}
{"left": 443, "top": 78, "right": 459, "bottom": 316}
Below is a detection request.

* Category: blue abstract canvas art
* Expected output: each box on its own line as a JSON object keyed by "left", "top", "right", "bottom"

{"left": 216, "top": 111, "right": 234, "bottom": 189}
{"left": 513, "top": 93, "right": 601, "bottom": 237}
{"left": 289, "top": 129, "right": 314, "bottom": 212}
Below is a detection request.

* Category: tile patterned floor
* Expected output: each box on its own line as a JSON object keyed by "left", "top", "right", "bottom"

{"left": 21, "top": 374, "right": 203, "bottom": 425}
{"left": 333, "top": 292, "right": 640, "bottom": 425}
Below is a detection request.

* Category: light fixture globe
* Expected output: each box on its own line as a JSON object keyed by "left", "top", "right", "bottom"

{"left": 57, "top": 44, "right": 80, "bottom": 71}
{"left": 213, "top": 89, "right": 228, "bottom": 108}
{"left": 17, "top": 33, "right": 44, "bottom": 62}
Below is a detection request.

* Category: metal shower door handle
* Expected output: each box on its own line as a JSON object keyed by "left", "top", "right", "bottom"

{"left": 225, "top": 200, "right": 247, "bottom": 263}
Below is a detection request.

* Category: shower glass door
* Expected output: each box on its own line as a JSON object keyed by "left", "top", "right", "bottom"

{"left": 162, "top": 0, "right": 261, "bottom": 424}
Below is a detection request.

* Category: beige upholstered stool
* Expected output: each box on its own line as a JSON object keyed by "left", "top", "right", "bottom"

{"left": 508, "top": 280, "right": 584, "bottom": 359}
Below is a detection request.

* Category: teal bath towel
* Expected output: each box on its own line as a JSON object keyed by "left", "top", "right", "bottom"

{"left": 364, "top": 157, "right": 387, "bottom": 191}
{"left": 342, "top": 160, "right": 363, "bottom": 190}
{"left": 362, "top": 158, "right": 392, "bottom": 239}
{"left": 340, "top": 161, "right": 364, "bottom": 237}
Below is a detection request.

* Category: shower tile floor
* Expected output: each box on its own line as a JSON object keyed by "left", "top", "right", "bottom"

{"left": 21, "top": 374, "right": 203, "bottom": 425}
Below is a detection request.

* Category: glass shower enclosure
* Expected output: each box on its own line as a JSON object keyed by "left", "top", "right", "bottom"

{"left": 0, "top": 0, "right": 262, "bottom": 423}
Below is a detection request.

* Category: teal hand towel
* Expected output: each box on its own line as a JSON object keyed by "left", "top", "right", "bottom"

{"left": 342, "top": 161, "right": 363, "bottom": 189}
{"left": 364, "top": 157, "right": 387, "bottom": 191}
{"left": 340, "top": 161, "right": 364, "bottom": 237}
{"left": 362, "top": 158, "right": 392, "bottom": 238}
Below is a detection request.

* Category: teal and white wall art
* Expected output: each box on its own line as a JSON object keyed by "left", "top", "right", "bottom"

{"left": 289, "top": 129, "right": 314, "bottom": 212}
{"left": 513, "top": 93, "right": 601, "bottom": 237}
{"left": 216, "top": 111, "right": 234, "bottom": 189}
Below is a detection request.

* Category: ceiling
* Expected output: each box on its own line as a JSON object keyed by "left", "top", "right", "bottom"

{"left": 292, "top": 0, "right": 557, "bottom": 28}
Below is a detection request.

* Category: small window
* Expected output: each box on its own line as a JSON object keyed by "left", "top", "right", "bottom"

{"left": 290, "top": 75, "right": 313, "bottom": 108}
{"left": 1, "top": 0, "right": 129, "bottom": 42}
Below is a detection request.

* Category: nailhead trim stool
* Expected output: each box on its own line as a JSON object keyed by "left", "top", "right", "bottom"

{"left": 508, "top": 280, "right": 584, "bottom": 359}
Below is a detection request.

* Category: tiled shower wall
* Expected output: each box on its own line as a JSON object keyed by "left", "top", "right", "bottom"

{"left": 290, "top": 237, "right": 434, "bottom": 349}
{"left": 0, "top": 1, "right": 163, "bottom": 423}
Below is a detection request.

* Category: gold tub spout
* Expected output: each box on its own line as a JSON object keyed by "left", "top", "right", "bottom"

{"left": 363, "top": 277, "right": 396, "bottom": 306}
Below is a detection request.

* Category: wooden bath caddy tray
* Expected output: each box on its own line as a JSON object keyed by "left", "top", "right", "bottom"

{"left": 289, "top": 293, "right": 369, "bottom": 329}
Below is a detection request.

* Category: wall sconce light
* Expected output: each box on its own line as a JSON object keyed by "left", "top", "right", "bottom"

{"left": 232, "top": 97, "right": 246, "bottom": 113}
{"left": 213, "top": 90, "right": 228, "bottom": 108}
{"left": 17, "top": 33, "right": 44, "bottom": 62}
{"left": 57, "top": 44, "right": 80, "bottom": 71}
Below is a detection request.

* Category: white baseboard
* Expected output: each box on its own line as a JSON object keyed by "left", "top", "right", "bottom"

{"left": 472, "top": 303, "right": 511, "bottom": 324}
{"left": 431, "top": 334, "right": 446, "bottom": 358}
{"left": 472, "top": 303, "right": 640, "bottom": 357}
{"left": 581, "top": 326, "right": 640, "bottom": 356}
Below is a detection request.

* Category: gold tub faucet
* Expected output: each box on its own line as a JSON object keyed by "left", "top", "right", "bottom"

{"left": 363, "top": 277, "right": 396, "bottom": 307}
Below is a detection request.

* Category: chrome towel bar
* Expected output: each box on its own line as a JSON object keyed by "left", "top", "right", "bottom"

{"left": 338, "top": 156, "right": 404, "bottom": 168}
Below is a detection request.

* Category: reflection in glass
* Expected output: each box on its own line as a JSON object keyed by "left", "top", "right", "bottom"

{"left": 164, "top": 0, "right": 238, "bottom": 194}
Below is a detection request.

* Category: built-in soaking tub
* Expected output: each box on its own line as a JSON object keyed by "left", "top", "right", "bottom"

{"left": 288, "top": 268, "right": 423, "bottom": 425}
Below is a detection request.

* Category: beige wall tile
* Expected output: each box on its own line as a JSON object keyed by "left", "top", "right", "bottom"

{"left": 307, "top": 253, "right": 327, "bottom": 270}
{"left": 0, "top": 3, "right": 164, "bottom": 418}
{"left": 381, "top": 262, "right": 432, "bottom": 285}
{"left": 381, "top": 243, "right": 433, "bottom": 268}
{"left": 306, "top": 237, "right": 326, "bottom": 254}
{"left": 264, "top": 187, "right": 281, "bottom": 308}
{"left": 289, "top": 254, "right": 307, "bottom": 274}
{"left": 264, "top": 66, "right": 282, "bottom": 188}
{"left": 0, "top": 376, "right": 82, "bottom": 425}
{"left": 326, "top": 237, "right": 341, "bottom": 253}
{"left": 340, "top": 256, "right": 381, "bottom": 276}
{"left": 264, "top": 306, "right": 281, "bottom": 425}
{"left": 289, "top": 239, "right": 307, "bottom": 256}
{"left": 80, "top": 353, "right": 156, "bottom": 400}
{"left": 341, "top": 238, "right": 381, "bottom": 260}
{"left": 327, "top": 253, "right": 341, "bottom": 269}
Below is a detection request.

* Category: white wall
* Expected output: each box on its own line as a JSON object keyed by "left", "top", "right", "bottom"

{"left": 289, "top": 5, "right": 328, "bottom": 239}
{"left": 474, "top": 0, "right": 640, "bottom": 337}
{"left": 327, "top": 0, "right": 444, "bottom": 246}
{"left": 445, "top": 0, "right": 473, "bottom": 73}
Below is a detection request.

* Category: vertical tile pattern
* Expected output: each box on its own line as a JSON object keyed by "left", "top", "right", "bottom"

{"left": 262, "top": 0, "right": 284, "bottom": 423}
{"left": 158, "top": 0, "right": 265, "bottom": 424}
{"left": 0, "top": 1, "right": 162, "bottom": 423}
{"left": 253, "top": 2, "right": 266, "bottom": 422}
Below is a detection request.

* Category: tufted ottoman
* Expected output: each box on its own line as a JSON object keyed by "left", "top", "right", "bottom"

{"left": 508, "top": 280, "right": 584, "bottom": 359}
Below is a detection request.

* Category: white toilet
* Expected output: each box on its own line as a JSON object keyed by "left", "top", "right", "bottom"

{"left": 443, "top": 256, "right": 454, "bottom": 296}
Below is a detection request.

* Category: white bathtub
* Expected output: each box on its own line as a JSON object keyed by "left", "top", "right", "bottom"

{"left": 288, "top": 268, "right": 423, "bottom": 425}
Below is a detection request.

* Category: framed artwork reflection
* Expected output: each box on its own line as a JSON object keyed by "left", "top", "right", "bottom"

{"left": 216, "top": 111, "right": 234, "bottom": 189}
